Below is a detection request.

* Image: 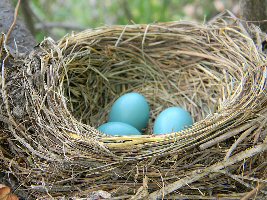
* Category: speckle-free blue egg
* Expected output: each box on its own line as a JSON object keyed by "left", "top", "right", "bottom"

{"left": 109, "top": 92, "right": 150, "bottom": 131}
{"left": 153, "top": 107, "right": 193, "bottom": 134}
{"left": 97, "top": 122, "right": 141, "bottom": 136}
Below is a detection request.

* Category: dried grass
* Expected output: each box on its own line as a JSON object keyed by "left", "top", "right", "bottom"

{"left": 0, "top": 12, "right": 267, "bottom": 199}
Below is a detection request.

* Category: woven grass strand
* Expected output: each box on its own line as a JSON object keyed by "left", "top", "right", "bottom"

{"left": 0, "top": 13, "right": 267, "bottom": 199}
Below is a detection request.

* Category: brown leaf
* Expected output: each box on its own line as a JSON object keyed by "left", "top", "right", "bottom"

{"left": 6, "top": 194, "right": 19, "bottom": 200}
{"left": 0, "top": 186, "right": 11, "bottom": 196}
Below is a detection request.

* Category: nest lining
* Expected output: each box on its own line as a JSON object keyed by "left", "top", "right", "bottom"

{"left": 0, "top": 13, "right": 267, "bottom": 199}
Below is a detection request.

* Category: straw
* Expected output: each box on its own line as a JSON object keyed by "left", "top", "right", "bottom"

{"left": 0, "top": 12, "right": 266, "bottom": 199}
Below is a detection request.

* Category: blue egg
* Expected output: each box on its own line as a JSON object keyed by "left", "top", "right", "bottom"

{"left": 97, "top": 122, "right": 141, "bottom": 136}
{"left": 109, "top": 92, "right": 150, "bottom": 131}
{"left": 153, "top": 107, "right": 193, "bottom": 134}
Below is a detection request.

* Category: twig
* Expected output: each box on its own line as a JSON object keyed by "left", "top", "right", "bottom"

{"left": 253, "top": 119, "right": 267, "bottom": 144}
{"left": 240, "top": 183, "right": 266, "bottom": 200}
{"left": 199, "top": 122, "right": 256, "bottom": 150}
{"left": 5, "top": 0, "right": 21, "bottom": 43}
{"left": 224, "top": 125, "right": 258, "bottom": 160}
{"left": 148, "top": 143, "right": 267, "bottom": 199}
{"left": 217, "top": 170, "right": 252, "bottom": 189}
{"left": 0, "top": 34, "right": 4, "bottom": 59}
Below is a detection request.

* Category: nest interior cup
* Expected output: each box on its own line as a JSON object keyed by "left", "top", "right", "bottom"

{"left": 61, "top": 22, "right": 227, "bottom": 130}
{"left": 0, "top": 13, "right": 267, "bottom": 199}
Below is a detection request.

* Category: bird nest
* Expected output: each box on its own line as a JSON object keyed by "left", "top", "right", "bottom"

{"left": 0, "top": 13, "right": 267, "bottom": 199}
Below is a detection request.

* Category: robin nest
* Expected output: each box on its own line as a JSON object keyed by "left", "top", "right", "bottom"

{"left": 0, "top": 12, "right": 267, "bottom": 199}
